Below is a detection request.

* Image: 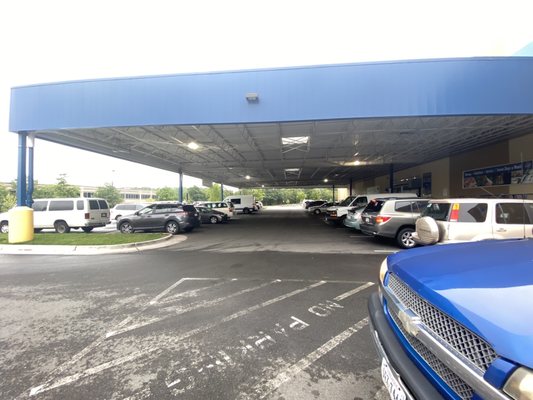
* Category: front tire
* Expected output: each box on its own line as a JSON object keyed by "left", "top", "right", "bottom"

{"left": 396, "top": 227, "right": 415, "bottom": 249}
{"left": 119, "top": 221, "right": 134, "bottom": 234}
{"left": 314, "top": 209, "right": 321, "bottom": 215}
{"left": 81, "top": 227, "right": 94, "bottom": 233}
{"left": 165, "top": 221, "right": 180, "bottom": 234}
{"left": 0, "top": 222, "right": 8, "bottom": 234}
{"left": 54, "top": 221, "right": 71, "bottom": 234}
{"left": 209, "top": 216, "right": 218, "bottom": 224}
{"left": 243, "top": 208, "right": 250, "bottom": 214}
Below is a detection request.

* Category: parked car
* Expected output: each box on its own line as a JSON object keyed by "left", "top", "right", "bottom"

{"left": 0, "top": 210, "right": 10, "bottom": 233}
{"left": 303, "top": 200, "right": 326, "bottom": 210}
{"left": 1, "top": 198, "right": 110, "bottom": 234}
{"left": 307, "top": 201, "right": 334, "bottom": 215}
{"left": 110, "top": 203, "right": 148, "bottom": 221}
{"left": 413, "top": 198, "right": 533, "bottom": 245}
{"left": 223, "top": 195, "right": 256, "bottom": 214}
{"left": 117, "top": 202, "right": 200, "bottom": 234}
{"left": 195, "top": 201, "right": 234, "bottom": 218}
{"left": 196, "top": 206, "right": 228, "bottom": 224}
{"left": 368, "top": 238, "right": 533, "bottom": 400}
{"left": 342, "top": 205, "right": 367, "bottom": 230}
{"left": 360, "top": 198, "right": 429, "bottom": 248}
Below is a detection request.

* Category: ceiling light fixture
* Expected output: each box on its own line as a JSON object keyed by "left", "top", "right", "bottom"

{"left": 245, "top": 175, "right": 251, "bottom": 180}
{"left": 246, "top": 92, "right": 259, "bottom": 102}
{"left": 324, "top": 178, "right": 328, "bottom": 183}
{"left": 354, "top": 160, "right": 361, "bottom": 166}
{"left": 187, "top": 141, "right": 200, "bottom": 150}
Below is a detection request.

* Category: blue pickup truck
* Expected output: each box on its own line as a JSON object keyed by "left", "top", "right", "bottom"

{"left": 368, "top": 239, "right": 533, "bottom": 400}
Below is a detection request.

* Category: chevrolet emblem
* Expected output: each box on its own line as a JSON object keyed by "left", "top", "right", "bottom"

{"left": 398, "top": 309, "right": 421, "bottom": 337}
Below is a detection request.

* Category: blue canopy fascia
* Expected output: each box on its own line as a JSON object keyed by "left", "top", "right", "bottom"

{"left": 9, "top": 57, "right": 533, "bottom": 132}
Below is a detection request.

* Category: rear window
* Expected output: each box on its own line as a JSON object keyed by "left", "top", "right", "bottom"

{"left": 89, "top": 200, "right": 100, "bottom": 210}
{"left": 98, "top": 200, "right": 109, "bottom": 209}
{"left": 457, "top": 203, "right": 488, "bottom": 223}
{"left": 364, "top": 199, "right": 385, "bottom": 213}
{"left": 496, "top": 203, "right": 533, "bottom": 224}
{"left": 49, "top": 200, "right": 74, "bottom": 211}
{"left": 394, "top": 201, "right": 412, "bottom": 213}
{"left": 422, "top": 203, "right": 451, "bottom": 221}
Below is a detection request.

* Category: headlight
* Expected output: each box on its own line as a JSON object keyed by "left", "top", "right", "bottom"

{"left": 379, "top": 258, "right": 389, "bottom": 285}
{"left": 504, "top": 367, "right": 533, "bottom": 400}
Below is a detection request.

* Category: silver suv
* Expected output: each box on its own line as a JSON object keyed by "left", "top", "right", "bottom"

{"left": 360, "top": 198, "right": 429, "bottom": 249}
{"left": 413, "top": 198, "right": 533, "bottom": 245}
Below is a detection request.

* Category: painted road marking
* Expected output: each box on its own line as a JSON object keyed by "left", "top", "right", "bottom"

{"left": 246, "top": 317, "right": 369, "bottom": 399}
{"left": 334, "top": 282, "right": 375, "bottom": 301}
{"left": 373, "top": 250, "right": 398, "bottom": 254}
{"left": 106, "top": 280, "right": 280, "bottom": 338}
{"left": 149, "top": 277, "right": 215, "bottom": 305}
{"left": 28, "top": 280, "right": 326, "bottom": 396}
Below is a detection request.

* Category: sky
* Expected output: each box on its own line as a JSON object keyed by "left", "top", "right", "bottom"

{"left": 0, "top": 0, "right": 532, "bottom": 189}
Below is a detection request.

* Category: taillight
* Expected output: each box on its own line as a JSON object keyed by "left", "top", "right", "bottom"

{"left": 84, "top": 213, "right": 90, "bottom": 219}
{"left": 375, "top": 216, "right": 391, "bottom": 224}
{"left": 449, "top": 203, "right": 460, "bottom": 222}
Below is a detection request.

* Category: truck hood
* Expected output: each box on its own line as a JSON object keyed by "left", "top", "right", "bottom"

{"left": 387, "top": 239, "right": 533, "bottom": 369}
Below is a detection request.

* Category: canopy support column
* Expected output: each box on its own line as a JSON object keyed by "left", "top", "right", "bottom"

{"left": 389, "top": 163, "right": 394, "bottom": 193}
{"left": 178, "top": 172, "right": 184, "bottom": 203}
{"left": 332, "top": 184, "right": 335, "bottom": 203}
{"left": 16, "top": 132, "right": 27, "bottom": 206}
{"left": 27, "top": 134, "right": 35, "bottom": 207}
{"left": 220, "top": 184, "right": 224, "bottom": 201}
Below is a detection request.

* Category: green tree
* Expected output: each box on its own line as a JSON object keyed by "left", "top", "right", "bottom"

{"left": 54, "top": 174, "right": 80, "bottom": 197}
{"left": 185, "top": 186, "right": 208, "bottom": 202}
{"left": 94, "top": 184, "right": 122, "bottom": 208}
{"left": 156, "top": 187, "right": 178, "bottom": 201}
{"left": 33, "top": 184, "right": 56, "bottom": 199}
{"left": 0, "top": 186, "right": 16, "bottom": 212}
{"left": 206, "top": 184, "right": 223, "bottom": 201}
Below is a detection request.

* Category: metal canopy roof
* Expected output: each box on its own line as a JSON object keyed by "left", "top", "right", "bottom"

{"left": 32, "top": 115, "right": 533, "bottom": 187}
{"left": 9, "top": 58, "right": 533, "bottom": 188}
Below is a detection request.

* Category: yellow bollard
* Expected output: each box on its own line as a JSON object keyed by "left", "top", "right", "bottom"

{"left": 8, "top": 206, "right": 34, "bottom": 243}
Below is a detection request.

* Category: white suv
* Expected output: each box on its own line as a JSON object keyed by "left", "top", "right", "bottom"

{"left": 413, "top": 198, "right": 533, "bottom": 245}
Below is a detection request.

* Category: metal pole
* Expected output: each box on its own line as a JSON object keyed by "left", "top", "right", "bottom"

{"left": 349, "top": 177, "right": 353, "bottom": 196}
{"left": 220, "top": 183, "right": 224, "bottom": 201}
{"left": 179, "top": 172, "right": 184, "bottom": 203}
{"left": 26, "top": 134, "right": 35, "bottom": 206}
{"left": 16, "top": 132, "right": 27, "bottom": 206}
{"left": 332, "top": 184, "right": 335, "bottom": 203}
{"left": 389, "top": 163, "right": 394, "bottom": 193}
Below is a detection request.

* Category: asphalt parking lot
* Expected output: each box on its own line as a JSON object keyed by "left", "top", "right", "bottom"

{"left": 0, "top": 205, "right": 393, "bottom": 400}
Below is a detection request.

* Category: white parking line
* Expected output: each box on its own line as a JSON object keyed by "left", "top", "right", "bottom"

{"left": 373, "top": 250, "right": 398, "bottom": 254}
{"left": 28, "top": 281, "right": 327, "bottom": 397}
{"left": 333, "top": 282, "right": 375, "bottom": 301}
{"left": 246, "top": 317, "right": 369, "bottom": 399}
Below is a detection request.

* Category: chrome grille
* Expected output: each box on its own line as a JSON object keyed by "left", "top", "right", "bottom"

{"left": 388, "top": 274, "right": 497, "bottom": 372}
{"left": 389, "top": 309, "right": 474, "bottom": 400}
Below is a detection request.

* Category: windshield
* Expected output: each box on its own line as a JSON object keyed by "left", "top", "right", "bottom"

{"left": 338, "top": 196, "right": 356, "bottom": 207}
{"left": 421, "top": 203, "right": 451, "bottom": 221}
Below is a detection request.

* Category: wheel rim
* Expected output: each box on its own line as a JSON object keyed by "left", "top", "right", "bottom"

{"left": 401, "top": 231, "right": 414, "bottom": 248}
{"left": 166, "top": 222, "right": 178, "bottom": 234}
{"left": 210, "top": 216, "right": 218, "bottom": 224}
{"left": 56, "top": 223, "right": 67, "bottom": 233}
{"left": 314, "top": 209, "right": 320, "bottom": 214}
{"left": 121, "top": 223, "right": 133, "bottom": 233}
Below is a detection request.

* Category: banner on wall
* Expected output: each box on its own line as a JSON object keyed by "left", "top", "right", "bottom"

{"left": 463, "top": 161, "right": 533, "bottom": 188}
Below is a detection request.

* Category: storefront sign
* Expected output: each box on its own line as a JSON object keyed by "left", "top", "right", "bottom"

{"left": 463, "top": 161, "right": 533, "bottom": 188}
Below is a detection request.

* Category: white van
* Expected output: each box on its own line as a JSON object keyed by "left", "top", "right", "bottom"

{"left": 29, "top": 198, "right": 110, "bottom": 233}
{"left": 223, "top": 195, "right": 256, "bottom": 214}
{"left": 325, "top": 192, "right": 418, "bottom": 223}
{"left": 195, "top": 201, "right": 234, "bottom": 218}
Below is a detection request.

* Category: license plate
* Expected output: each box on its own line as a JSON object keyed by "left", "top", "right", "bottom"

{"left": 101, "top": 213, "right": 107, "bottom": 217}
{"left": 381, "top": 358, "right": 406, "bottom": 400}
{"left": 365, "top": 217, "right": 370, "bottom": 223}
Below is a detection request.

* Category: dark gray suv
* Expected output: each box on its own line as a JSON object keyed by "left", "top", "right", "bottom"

{"left": 360, "top": 198, "right": 429, "bottom": 249}
{"left": 117, "top": 202, "right": 200, "bottom": 234}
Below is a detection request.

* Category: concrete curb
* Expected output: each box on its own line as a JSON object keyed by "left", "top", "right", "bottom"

{"left": 0, "top": 234, "right": 187, "bottom": 255}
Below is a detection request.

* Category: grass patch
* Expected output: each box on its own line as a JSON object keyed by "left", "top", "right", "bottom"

{"left": 0, "top": 232, "right": 167, "bottom": 246}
